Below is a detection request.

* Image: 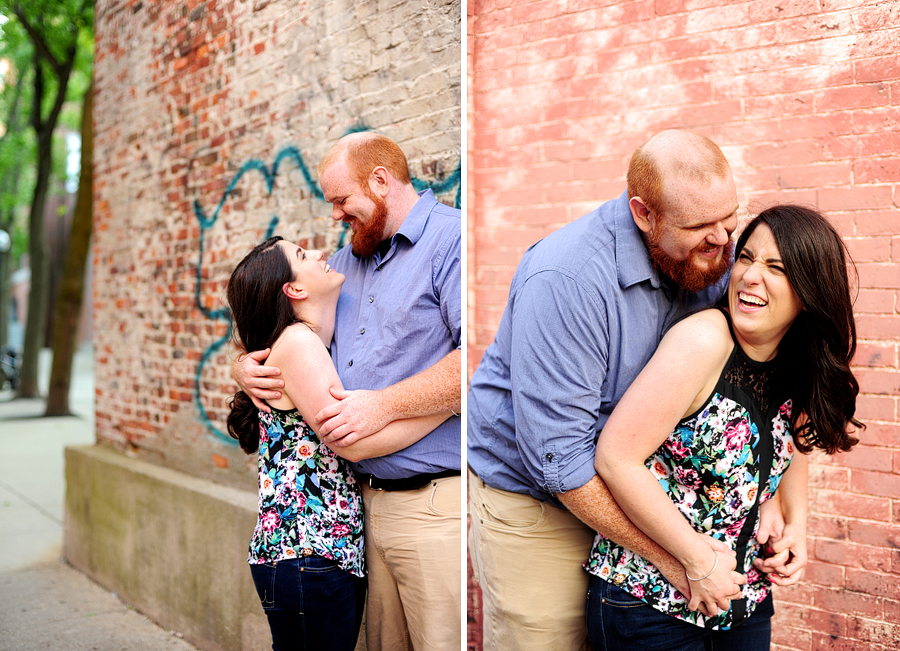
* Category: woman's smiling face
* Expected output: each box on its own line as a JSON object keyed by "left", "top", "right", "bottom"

{"left": 728, "top": 222, "right": 803, "bottom": 361}
{"left": 279, "top": 241, "right": 344, "bottom": 299}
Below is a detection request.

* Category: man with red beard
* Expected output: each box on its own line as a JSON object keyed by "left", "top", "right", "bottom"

{"left": 235, "top": 132, "right": 461, "bottom": 651}
{"left": 467, "top": 130, "right": 746, "bottom": 651}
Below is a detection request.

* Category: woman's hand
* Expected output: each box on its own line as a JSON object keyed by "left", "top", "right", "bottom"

{"left": 757, "top": 492, "right": 785, "bottom": 548}
{"left": 686, "top": 550, "right": 746, "bottom": 618}
{"left": 754, "top": 522, "right": 807, "bottom": 586}
{"left": 232, "top": 349, "right": 283, "bottom": 412}
{"left": 685, "top": 538, "right": 746, "bottom": 618}
{"left": 658, "top": 534, "right": 737, "bottom": 601}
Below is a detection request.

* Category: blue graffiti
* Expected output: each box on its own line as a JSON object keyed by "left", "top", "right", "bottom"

{"left": 193, "top": 143, "right": 461, "bottom": 444}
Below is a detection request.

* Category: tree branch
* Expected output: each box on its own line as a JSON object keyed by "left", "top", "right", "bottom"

{"left": 13, "top": 5, "right": 64, "bottom": 75}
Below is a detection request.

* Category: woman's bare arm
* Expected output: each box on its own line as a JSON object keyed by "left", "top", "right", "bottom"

{"left": 272, "top": 326, "right": 448, "bottom": 462}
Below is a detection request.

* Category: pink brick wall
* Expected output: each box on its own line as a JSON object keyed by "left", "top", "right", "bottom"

{"left": 93, "top": 0, "right": 461, "bottom": 488}
{"left": 467, "top": 1, "right": 900, "bottom": 649}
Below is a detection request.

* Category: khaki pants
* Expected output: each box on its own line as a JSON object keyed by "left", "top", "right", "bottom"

{"left": 468, "top": 468, "right": 595, "bottom": 651}
{"left": 361, "top": 475, "right": 461, "bottom": 651}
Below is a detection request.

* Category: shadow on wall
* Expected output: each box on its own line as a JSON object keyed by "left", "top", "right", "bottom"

{"left": 192, "top": 131, "right": 462, "bottom": 445}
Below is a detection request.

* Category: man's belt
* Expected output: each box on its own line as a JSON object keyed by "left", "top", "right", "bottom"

{"left": 360, "top": 469, "right": 460, "bottom": 491}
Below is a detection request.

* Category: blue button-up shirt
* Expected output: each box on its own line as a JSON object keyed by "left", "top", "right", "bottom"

{"left": 329, "top": 189, "right": 461, "bottom": 479}
{"left": 467, "top": 191, "right": 728, "bottom": 507}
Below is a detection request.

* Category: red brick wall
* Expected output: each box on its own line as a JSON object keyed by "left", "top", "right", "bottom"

{"left": 93, "top": 0, "right": 461, "bottom": 488}
{"left": 467, "top": 1, "right": 900, "bottom": 649}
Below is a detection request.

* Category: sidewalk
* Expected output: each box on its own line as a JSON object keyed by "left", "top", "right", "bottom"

{"left": 0, "top": 346, "right": 198, "bottom": 651}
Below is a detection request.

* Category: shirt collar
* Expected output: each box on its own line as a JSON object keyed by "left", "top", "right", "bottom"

{"left": 392, "top": 188, "right": 436, "bottom": 247}
{"left": 613, "top": 191, "right": 662, "bottom": 289}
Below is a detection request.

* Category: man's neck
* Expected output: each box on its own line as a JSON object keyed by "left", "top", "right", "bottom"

{"left": 384, "top": 184, "right": 422, "bottom": 238}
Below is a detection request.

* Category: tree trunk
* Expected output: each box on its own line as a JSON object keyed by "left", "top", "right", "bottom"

{"left": 46, "top": 81, "right": 92, "bottom": 416}
{"left": 16, "top": 44, "right": 76, "bottom": 399}
{"left": 16, "top": 131, "right": 52, "bottom": 397}
{"left": 0, "top": 79, "right": 26, "bottom": 351}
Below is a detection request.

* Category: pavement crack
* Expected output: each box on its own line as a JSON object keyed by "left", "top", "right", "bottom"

{"left": 0, "top": 479, "right": 63, "bottom": 526}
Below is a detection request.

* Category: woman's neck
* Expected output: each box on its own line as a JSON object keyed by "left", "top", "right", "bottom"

{"left": 294, "top": 299, "right": 337, "bottom": 348}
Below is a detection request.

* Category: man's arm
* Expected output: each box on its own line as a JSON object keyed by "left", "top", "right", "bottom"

{"left": 328, "top": 412, "right": 453, "bottom": 462}
{"left": 557, "top": 476, "right": 736, "bottom": 600}
{"left": 317, "top": 348, "right": 460, "bottom": 446}
{"left": 558, "top": 476, "right": 691, "bottom": 597}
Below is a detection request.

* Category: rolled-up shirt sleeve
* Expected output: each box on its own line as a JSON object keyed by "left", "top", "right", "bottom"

{"left": 509, "top": 268, "right": 608, "bottom": 495}
{"left": 433, "top": 227, "right": 462, "bottom": 349}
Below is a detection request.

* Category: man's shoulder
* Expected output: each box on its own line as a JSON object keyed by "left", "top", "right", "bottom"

{"left": 517, "top": 196, "right": 624, "bottom": 280}
{"left": 428, "top": 197, "right": 461, "bottom": 220}
{"left": 410, "top": 199, "right": 461, "bottom": 265}
{"left": 422, "top": 200, "right": 461, "bottom": 238}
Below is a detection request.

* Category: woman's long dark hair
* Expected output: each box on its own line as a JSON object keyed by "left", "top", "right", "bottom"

{"left": 225, "top": 236, "right": 297, "bottom": 453}
{"left": 735, "top": 205, "right": 862, "bottom": 454}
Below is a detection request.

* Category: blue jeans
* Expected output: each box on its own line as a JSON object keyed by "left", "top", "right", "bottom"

{"left": 586, "top": 574, "right": 773, "bottom": 651}
{"left": 250, "top": 557, "right": 367, "bottom": 651}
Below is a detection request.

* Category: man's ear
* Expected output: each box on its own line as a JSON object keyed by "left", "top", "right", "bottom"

{"left": 369, "top": 166, "right": 390, "bottom": 199}
{"left": 630, "top": 196, "right": 655, "bottom": 234}
{"left": 282, "top": 283, "right": 307, "bottom": 301}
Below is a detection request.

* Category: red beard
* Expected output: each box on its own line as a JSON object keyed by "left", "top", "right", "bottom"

{"left": 349, "top": 194, "right": 389, "bottom": 258}
{"left": 647, "top": 231, "right": 733, "bottom": 293}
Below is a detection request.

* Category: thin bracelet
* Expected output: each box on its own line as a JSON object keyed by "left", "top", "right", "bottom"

{"left": 686, "top": 552, "right": 719, "bottom": 581}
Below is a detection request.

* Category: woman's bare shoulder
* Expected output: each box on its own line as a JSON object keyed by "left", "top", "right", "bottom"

{"left": 662, "top": 309, "right": 733, "bottom": 362}
{"left": 268, "top": 324, "right": 327, "bottom": 365}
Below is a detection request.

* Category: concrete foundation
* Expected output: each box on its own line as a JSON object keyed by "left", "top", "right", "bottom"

{"left": 63, "top": 444, "right": 269, "bottom": 651}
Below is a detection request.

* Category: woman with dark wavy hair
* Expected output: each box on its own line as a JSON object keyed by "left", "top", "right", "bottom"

{"left": 585, "top": 205, "right": 862, "bottom": 650}
{"left": 226, "top": 236, "right": 447, "bottom": 651}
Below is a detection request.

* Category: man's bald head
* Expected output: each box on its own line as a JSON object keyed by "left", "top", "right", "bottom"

{"left": 627, "top": 130, "right": 732, "bottom": 217}
{"left": 317, "top": 131, "right": 412, "bottom": 189}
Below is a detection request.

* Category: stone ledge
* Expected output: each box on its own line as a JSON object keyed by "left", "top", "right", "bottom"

{"left": 63, "top": 444, "right": 269, "bottom": 651}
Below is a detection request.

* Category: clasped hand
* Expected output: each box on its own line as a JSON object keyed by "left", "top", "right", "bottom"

{"left": 686, "top": 535, "right": 746, "bottom": 618}
{"left": 753, "top": 519, "right": 807, "bottom": 586}
{"left": 315, "top": 387, "right": 391, "bottom": 446}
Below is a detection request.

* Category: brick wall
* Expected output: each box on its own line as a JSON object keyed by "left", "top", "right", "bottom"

{"left": 93, "top": 0, "right": 461, "bottom": 488}
{"left": 468, "top": 1, "right": 900, "bottom": 649}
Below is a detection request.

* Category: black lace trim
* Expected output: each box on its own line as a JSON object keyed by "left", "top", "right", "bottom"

{"left": 723, "top": 358, "right": 779, "bottom": 416}
{"left": 716, "top": 307, "right": 782, "bottom": 416}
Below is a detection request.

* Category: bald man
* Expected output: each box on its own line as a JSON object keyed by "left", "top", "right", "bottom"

{"left": 467, "top": 130, "right": 742, "bottom": 650}
{"left": 236, "top": 132, "right": 461, "bottom": 651}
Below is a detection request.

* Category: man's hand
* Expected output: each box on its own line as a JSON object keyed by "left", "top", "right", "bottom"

{"left": 232, "top": 349, "right": 283, "bottom": 413}
{"left": 317, "top": 387, "right": 392, "bottom": 446}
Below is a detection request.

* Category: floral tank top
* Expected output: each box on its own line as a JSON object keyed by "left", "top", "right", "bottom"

{"left": 585, "top": 308, "right": 794, "bottom": 629}
{"left": 248, "top": 407, "right": 365, "bottom": 577}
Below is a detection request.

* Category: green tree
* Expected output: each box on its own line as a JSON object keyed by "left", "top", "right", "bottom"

{"left": 0, "top": 15, "right": 35, "bottom": 353}
{"left": 1, "top": 0, "right": 92, "bottom": 398}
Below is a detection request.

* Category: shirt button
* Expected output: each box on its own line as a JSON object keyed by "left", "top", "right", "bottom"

{"left": 348, "top": 360, "right": 353, "bottom": 367}
{"left": 546, "top": 453, "right": 553, "bottom": 462}
{"left": 368, "top": 296, "right": 374, "bottom": 303}
{"left": 360, "top": 328, "right": 365, "bottom": 335}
